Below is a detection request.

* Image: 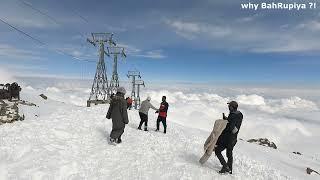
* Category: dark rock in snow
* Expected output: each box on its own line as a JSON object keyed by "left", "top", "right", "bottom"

{"left": 40, "top": 94, "right": 48, "bottom": 100}
{"left": 0, "top": 101, "right": 24, "bottom": 124}
{"left": 19, "top": 100, "right": 36, "bottom": 106}
{"left": 293, "top": 152, "right": 302, "bottom": 155}
{"left": 306, "top": 167, "right": 320, "bottom": 175}
{"left": 247, "top": 138, "right": 277, "bottom": 149}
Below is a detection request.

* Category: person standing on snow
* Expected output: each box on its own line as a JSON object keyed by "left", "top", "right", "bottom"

{"left": 215, "top": 101, "right": 243, "bottom": 174}
{"left": 106, "top": 87, "right": 129, "bottom": 144}
{"left": 155, "top": 96, "right": 169, "bottom": 134}
{"left": 138, "top": 96, "right": 158, "bottom": 131}
{"left": 126, "top": 97, "right": 133, "bottom": 110}
{"left": 199, "top": 119, "right": 228, "bottom": 165}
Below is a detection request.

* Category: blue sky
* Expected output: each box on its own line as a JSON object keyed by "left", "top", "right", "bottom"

{"left": 0, "top": 0, "right": 319, "bottom": 84}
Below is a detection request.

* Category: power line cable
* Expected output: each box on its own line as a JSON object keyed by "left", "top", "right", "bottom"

{"left": 17, "top": 0, "right": 96, "bottom": 62}
{"left": 18, "top": 0, "right": 60, "bottom": 25}
{"left": 18, "top": 0, "right": 87, "bottom": 39}
{"left": 0, "top": 17, "right": 45, "bottom": 45}
{"left": 69, "top": 8, "right": 89, "bottom": 24}
{"left": 0, "top": 16, "right": 95, "bottom": 63}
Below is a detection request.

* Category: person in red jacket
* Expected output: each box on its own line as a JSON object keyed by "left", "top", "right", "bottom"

{"left": 155, "top": 96, "right": 169, "bottom": 134}
{"left": 126, "top": 97, "right": 133, "bottom": 110}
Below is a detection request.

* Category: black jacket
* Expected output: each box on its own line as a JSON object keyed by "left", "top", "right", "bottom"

{"left": 106, "top": 94, "right": 129, "bottom": 139}
{"left": 217, "top": 110, "right": 243, "bottom": 146}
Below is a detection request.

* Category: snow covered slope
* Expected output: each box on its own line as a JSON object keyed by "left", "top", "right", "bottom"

{"left": 0, "top": 86, "right": 319, "bottom": 180}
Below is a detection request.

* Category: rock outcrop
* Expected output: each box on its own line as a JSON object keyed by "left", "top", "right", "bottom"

{"left": 39, "top": 94, "right": 48, "bottom": 100}
{"left": 306, "top": 167, "right": 320, "bottom": 175}
{"left": 247, "top": 138, "right": 277, "bottom": 149}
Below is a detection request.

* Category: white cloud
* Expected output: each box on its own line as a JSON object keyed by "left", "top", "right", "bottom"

{"left": 46, "top": 86, "right": 61, "bottom": 93}
{"left": 117, "top": 43, "right": 142, "bottom": 54}
{"left": 104, "top": 25, "right": 127, "bottom": 33}
{"left": 0, "top": 1, "right": 59, "bottom": 29}
{"left": 165, "top": 19, "right": 231, "bottom": 40}
{"left": 296, "top": 20, "right": 320, "bottom": 31}
{"left": 4, "top": 16, "right": 59, "bottom": 29}
{"left": 0, "top": 1, "right": 83, "bottom": 30}
{"left": 117, "top": 43, "right": 166, "bottom": 59}
{"left": 0, "top": 67, "right": 15, "bottom": 83}
{"left": 236, "top": 17, "right": 254, "bottom": 23}
{"left": 68, "top": 50, "right": 83, "bottom": 57}
{"left": 134, "top": 50, "right": 166, "bottom": 59}
{"left": 5, "top": 64, "right": 47, "bottom": 71}
{"left": 0, "top": 44, "right": 42, "bottom": 60}
{"left": 236, "top": 94, "right": 266, "bottom": 106}
{"left": 165, "top": 18, "right": 320, "bottom": 53}
{"left": 55, "top": 46, "right": 96, "bottom": 61}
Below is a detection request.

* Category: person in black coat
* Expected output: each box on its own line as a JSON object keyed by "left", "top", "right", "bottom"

{"left": 106, "top": 87, "right": 129, "bottom": 144}
{"left": 215, "top": 101, "right": 243, "bottom": 174}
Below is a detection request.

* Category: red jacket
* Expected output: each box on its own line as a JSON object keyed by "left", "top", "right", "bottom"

{"left": 159, "top": 101, "right": 169, "bottom": 118}
{"left": 127, "top": 98, "right": 133, "bottom": 105}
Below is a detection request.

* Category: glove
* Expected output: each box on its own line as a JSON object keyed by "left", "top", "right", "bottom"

{"left": 155, "top": 110, "right": 159, "bottom": 113}
{"left": 222, "top": 113, "right": 227, "bottom": 120}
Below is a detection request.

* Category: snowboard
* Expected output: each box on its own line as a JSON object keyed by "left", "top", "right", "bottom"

{"left": 199, "top": 119, "right": 228, "bottom": 164}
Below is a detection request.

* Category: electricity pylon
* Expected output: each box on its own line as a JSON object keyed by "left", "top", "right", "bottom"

{"left": 135, "top": 79, "right": 145, "bottom": 109}
{"left": 127, "top": 70, "right": 141, "bottom": 101}
{"left": 107, "top": 46, "right": 126, "bottom": 95}
{"left": 87, "top": 33, "right": 114, "bottom": 107}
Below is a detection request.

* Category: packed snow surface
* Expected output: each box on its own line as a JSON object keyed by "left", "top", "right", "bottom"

{"left": 0, "top": 78, "right": 319, "bottom": 179}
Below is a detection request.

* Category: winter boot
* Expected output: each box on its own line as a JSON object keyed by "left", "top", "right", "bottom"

{"left": 116, "top": 138, "right": 122, "bottom": 144}
{"left": 218, "top": 166, "right": 231, "bottom": 174}
{"left": 137, "top": 127, "right": 142, "bottom": 130}
{"left": 227, "top": 160, "right": 233, "bottom": 174}
{"left": 109, "top": 138, "right": 117, "bottom": 145}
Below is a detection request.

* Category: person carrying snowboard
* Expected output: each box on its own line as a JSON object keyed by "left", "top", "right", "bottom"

{"left": 215, "top": 101, "right": 243, "bottom": 174}
{"left": 155, "top": 96, "right": 169, "bottom": 134}
{"left": 106, "top": 87, "right": 129, "bottom": 144}
{"left": 138, "top": 96, "right": 158, "bottom": 131}
{"left": 199, "top": 119, "right": 228, "bottom": 165}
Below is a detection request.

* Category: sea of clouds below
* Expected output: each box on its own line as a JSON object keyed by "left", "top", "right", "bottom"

{"left": 1, "top": 75, "right": 319, "bottom": 157}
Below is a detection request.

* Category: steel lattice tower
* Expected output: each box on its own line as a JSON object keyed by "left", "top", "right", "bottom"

{"left": 135, "top": 79, "right": 145, "bottom": 109}
{"left": 107, "top": 46, "right": 126, "bottom": 95}
{"left": 127, "top": 71, "right": 141, "bottom": 101}
{"left": 87, "top": 33, "right": 114, "bottom": 107}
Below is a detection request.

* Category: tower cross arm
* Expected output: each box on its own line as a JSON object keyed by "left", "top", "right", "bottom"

{"left": 135, "top": 80, "right": 145, "bottom": 87}
{"left": 127, "top": 71, "right": 140, "bottom": 77}
{"left": 107, "top": 46, "right": 126, "bottom": 57}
